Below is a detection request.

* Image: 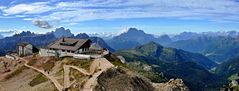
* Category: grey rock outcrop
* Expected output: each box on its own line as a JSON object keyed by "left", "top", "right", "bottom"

{"left": 153, "top": 78, "right": 189, "bottom": 91}
{"left": 94, "top": 68, "right": 154, "bottom": 91}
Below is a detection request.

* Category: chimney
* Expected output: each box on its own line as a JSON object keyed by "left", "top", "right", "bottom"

{"left": 63, "top": 37, "right": 65, "bottom": 42}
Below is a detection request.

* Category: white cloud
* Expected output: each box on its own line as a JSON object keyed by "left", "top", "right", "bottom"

{"left": 15, "top": 15, "right": 26, "bottom": 17}
{"left": 2, "top": 2, "right": 54, "bottom": 15}
{"left": 32, "top": 19, "right": 53, "bottom": 29}
{"left": 1, "top": 0, "right": 239, "bottom": 23}
{"left": 67, "top": 22, "right": 79, "bottom": 26}
{"left": 0, "top": 6, "right": 6, "bottom": 10}
{"left": 23, "top": 18, "right": 33, "bottom": 21}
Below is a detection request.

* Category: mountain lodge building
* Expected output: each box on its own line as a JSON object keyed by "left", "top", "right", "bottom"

{"left": 39, "top": 37, "right": 108, "bottom": 58}
{"left": 47, "top": 37, "right": 92, "bottom": 54}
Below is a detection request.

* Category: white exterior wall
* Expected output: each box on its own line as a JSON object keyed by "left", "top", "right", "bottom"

{"left": 39, "top": 48, "right": 75, "bottom": 57}
{"left": 79, "top": 49, "right": 83, "bottom": 53}
{"left": 39, "top": 48, "right": 93, "bottom": 59}
{"left": 24, "top": 44, "right": 33, "bottom": 55}
{"left": 57, "top": 50, "right": 74, "bottom": 57}
{"left": 18, "top": 44, "right": 33, "bottom": 56}
{"left": 39, "top": 48, "right": 56, "bottom": 57}
{"left": 75, "top": 48, "right": 84, "bottom": 54}
{"left": 39, "top": 47, "right": 105, "bottom": 60}
{"left": 18, "top": 46, "right": 23, "bottom": 56}
{"left": 76, "top": 47, "right": 91, "bottom": 53}
{"left": 73, "top": 54, "right": 91, "bottom": 59}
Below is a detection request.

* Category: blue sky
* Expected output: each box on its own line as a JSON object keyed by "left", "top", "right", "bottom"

{"left": 0, "top": 0, "right": 239, "bottom": 35}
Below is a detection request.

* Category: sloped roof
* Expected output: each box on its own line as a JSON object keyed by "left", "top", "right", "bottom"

{"left": 48, "top": 38, "right": 91, "bottom": 51}
{"left": 17, "top": 42, "right": 31, "bottom": 47}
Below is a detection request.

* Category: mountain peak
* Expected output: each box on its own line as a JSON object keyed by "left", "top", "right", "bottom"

{"left": 142, "top": 41, "right": 163, "bottom": 50}
{"left": 13, "top": 31, "right": 35, "bottom": 37}
{"left": 114, "top": 28, "right": 154, "bottom": 43}
{"left": 119, "top": 28, "right": 145, "bottom": 36}
{"left": 126, "top": 28, "right": 145, "bottom": 34}
{"left": 53, "top": 27, "right": 73, "bottom": 38}
{"left": 75, "top": 33, "right": 89, "bottom": 39}
{"left": 136, "top": 41, "right": 163, "bottom": 54}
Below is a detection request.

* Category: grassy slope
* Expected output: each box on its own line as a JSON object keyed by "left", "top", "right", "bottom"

{"left": 114, "top": 42, "right": 225, "bottom": 90}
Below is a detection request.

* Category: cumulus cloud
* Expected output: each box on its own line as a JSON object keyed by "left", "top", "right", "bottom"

{"left": 1, "top": 0, "right": 239, "bottom": 23}
{"left": 32, "top": 20, "right": 52, "bottom": 29}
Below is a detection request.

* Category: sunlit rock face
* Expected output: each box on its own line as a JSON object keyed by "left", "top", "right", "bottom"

{"left": 53, "top": 27, "right": 73, "bottom": 38}
{"left": 94, "top": 68, "right": 155, "bottom": 91}
{"left": 153, "top": 79, "right": 189, "bottom": 91}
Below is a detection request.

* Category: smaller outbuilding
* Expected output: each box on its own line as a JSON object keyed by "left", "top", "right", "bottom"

{"left": 17, "top": 42, "right": 38, "bottom": 57}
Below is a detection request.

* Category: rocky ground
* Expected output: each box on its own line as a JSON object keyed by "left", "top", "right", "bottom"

{"left": 94, "top": 67, "right": 155, "bottom": 91}
{"left": 153, "top": 79, "right": 189, "bottom": 91}
{"left": 95, "top": 67, "right": 189, "bottom": 91}
{"left": 0, "top": 69, "right": 56, "bottom": 91}
{"left": 0, "top": 55, "right": 189, "bottom": 91}
{"left": 0, "top": 57, "right": 24, "bottom": 80}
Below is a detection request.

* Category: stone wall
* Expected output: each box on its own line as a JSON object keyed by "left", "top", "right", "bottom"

{"left": 5, "top": 54, "right": 16, "bottom": 60}
{"left": 39, "top": 48, "right": 56, "bottom": 57}
{"left": 39, "top": 48, "right": 109, "bottom": 59}
{"left": 39, "top": 48, "right": 90, "bottom": 59}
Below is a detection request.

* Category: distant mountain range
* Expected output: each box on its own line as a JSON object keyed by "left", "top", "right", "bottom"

{"left": 106, "top": 28, "right": 239, "bottom": 50}
{"left": 104, "top": 28, "right": 239, "bottom": 63}
{"left": 171, "top": 31, "right": 239, "bottom": 41}
{"left": 88, "top": 32, "right": 116, "bottom": 40}
{"left": 92, "top": 28, "right": 239, "bottom": 42}
{"left": 168, "top": 36, "right": 239, "bottom": 63}
{"left": 115, "top": 42, "right": 223, "bottom": 90}
{"left": 171, "top": 32, "right": 201, "bottom": 41}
